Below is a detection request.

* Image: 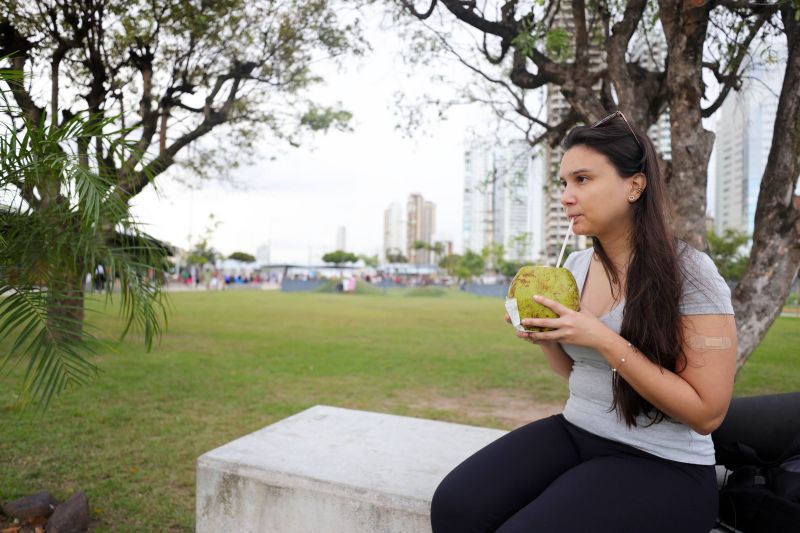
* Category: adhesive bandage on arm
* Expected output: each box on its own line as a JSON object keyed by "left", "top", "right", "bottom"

{"left": 687, "top": 335, "right": 733, "bottom": 350}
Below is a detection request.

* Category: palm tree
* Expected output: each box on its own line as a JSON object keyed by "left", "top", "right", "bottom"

{"left": 0, "top": 68, "right": 168, "bottom": 410}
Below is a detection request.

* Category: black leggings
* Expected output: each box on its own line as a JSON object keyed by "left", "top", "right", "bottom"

{"left": 430, "top": 414, "right": 718, "bottom": 533}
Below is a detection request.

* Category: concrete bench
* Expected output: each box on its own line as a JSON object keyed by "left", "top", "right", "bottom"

{"left": 196, "top": 405, "right": 731, "bottom": 532}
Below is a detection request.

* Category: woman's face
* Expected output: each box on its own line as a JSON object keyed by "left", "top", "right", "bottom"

{"left": 558, "top": 145, "right": 642, "bottom": 238}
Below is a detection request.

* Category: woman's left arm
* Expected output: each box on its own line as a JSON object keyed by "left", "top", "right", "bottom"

{"left": 596, "top": 314, "right": 737, "bottom": 435}
{"left": 522, "top": 295, "right": 738, "bottom": 435}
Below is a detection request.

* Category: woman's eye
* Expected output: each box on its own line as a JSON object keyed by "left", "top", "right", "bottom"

{"left": 559, "top": 180, "right": 567, "bottom": 188}
{"left": 578, "top": 175, "right": 589, "bottom": 183}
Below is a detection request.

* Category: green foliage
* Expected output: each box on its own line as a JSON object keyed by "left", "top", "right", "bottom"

{"left": 187, "top": 215, "right": 221, "bottom": 267}
{"left": 1, "top": 0, "right": 367, "bottom": 185}
{"left": 457, "top": 250, "right": 485, "bottom": 280}
{"left": 497, "top": 259, "right": 523, "bottom": 278}
{"left": 438, "top": 253, "right": 461, "bottom": 277}
{"left": 358, "top": 254, "right": 379, "bottom": 268}
{"left": 300, "top": 105, "right": 353, "bottom": 133}
{"left": 509, "top": 232, "right": 533, "bottom": 261}
{"left": 707, "top": 229, "right": 750, "bottom": 281}
{"left": 0, "top": 70, "right": 168, "bottom": 410}
{"left": 322, "top": 250, "right": 358, "bottom": 266}
{"left": 481, "top": 242, "right": 506, "bottom": 272}
{"left": 228, "top": 252, "right": 256, "bottom": 263}
{"left": 545, "top": 28, "right": 573, "bottom": 61}
{"left": 386, "top": 248, "right": 408, "bottom": 263}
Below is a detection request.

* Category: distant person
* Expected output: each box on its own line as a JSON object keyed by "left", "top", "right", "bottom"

{"left": 93, "top": 264, "right": 106, "bottom": 291}
{"left": 431, "top": 111, "right": 737, "bottom": 533}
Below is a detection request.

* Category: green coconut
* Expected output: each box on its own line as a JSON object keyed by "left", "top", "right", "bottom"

{"left": 507, "top": 266, "right": 580, "bottom": 332}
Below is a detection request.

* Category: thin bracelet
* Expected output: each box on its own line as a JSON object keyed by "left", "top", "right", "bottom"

{"left": 611, "top": 342, "right": 633, "bottom": 373}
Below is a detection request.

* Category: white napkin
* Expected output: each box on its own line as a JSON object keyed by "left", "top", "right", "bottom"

{"left": 504, "top": 297, "right": 526, "bottom": 332}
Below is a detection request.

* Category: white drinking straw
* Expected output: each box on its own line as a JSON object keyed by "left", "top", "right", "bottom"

{"left": 556, "top": 217, "right": 574, "bottom": 269}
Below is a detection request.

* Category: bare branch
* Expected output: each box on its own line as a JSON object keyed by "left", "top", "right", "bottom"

{"left": 571, "top": 0, "right": 590, "bottom": 69}
{"left": 400, "top": 0, "right": 438, "bottom": 20}
{"left": 701, "top": 4, "right": 777, "bottom": 117}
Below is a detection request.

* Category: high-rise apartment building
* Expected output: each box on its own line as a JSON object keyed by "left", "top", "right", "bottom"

{"left": 714, "top": 57, "right": 784, "bottom": 236}
{"left": 407, "top": 193, "right": 437, "bottom": 265}
{"left": 383, "top": 201, "right": 406, "bottom": 261}
{"left": 336, "top": 226, "right": 346, "bottom": 251}
{"left": 463, "top": 138, "right": 493, "bottom": 255}
{"left": 462, "top": 139, "right": 546, "bottom": 263}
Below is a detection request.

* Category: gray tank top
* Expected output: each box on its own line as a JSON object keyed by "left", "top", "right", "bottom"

{"left": 560, "top": 245, "right": 735, "bottom": 465}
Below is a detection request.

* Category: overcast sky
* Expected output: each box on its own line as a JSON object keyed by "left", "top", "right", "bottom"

{"left": 129, "top": 17, "right": 495, "bottom": 265}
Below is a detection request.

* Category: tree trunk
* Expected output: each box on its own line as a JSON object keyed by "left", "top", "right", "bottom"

{"left": 659, "top": 0, "right": 714, "bottom": 251}
{"left": 47, "top": 274, "right": 86, "bottom": 344}
{"left": 730, "top": 6, "right": 800, "bottom": 373}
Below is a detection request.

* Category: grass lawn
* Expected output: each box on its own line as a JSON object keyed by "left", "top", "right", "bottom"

{"left": 1, "top": 289, "right": 797, "bottom": 531}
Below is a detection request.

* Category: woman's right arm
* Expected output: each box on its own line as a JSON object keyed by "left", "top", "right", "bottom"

{"left": 537, "top": 341, "right": 574, "bottom": 381}
{"left": 506, "top": 313, "right": 574, "bottom": 381}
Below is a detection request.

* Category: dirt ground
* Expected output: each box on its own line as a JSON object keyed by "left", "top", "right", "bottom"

{"left": 398, "top": 388, "right": 565, "bottom": 430}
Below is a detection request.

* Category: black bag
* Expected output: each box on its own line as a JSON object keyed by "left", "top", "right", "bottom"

{"left": 712, "top": 393, "right": 800, "bottom": 533}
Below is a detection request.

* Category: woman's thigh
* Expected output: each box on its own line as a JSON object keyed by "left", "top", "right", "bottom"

{"left": 495, "top": 454, "right": 719, "bottom": 533}
{"left": 430, "top": 415, "right": 580, "bottom": 533}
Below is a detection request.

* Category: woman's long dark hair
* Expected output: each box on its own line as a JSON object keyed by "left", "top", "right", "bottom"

{"left": 562, "top": 115, "right": 688, "bottom": 428}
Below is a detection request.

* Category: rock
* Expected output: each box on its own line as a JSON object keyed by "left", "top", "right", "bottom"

{"left": 2, "top": 492, "right": 58, "bottom": 520}
{"left": 45, "top": 492, "right": 89, "bottom": 533}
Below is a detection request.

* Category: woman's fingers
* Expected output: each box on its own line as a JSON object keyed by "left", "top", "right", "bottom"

{"left": 504, "top": 313, "right": 511, "bottom": 324}
{"left": 516, "top": 331, "right": 540, "bottom": 344}
{"left": 533, "top": 294, "right": 570, "bottom": 317}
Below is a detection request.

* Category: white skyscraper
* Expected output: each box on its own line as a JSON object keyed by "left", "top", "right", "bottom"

{"left": 715, "top": 55, "right": 784, "bottom": 236}
{"left": 383, "top": 201, "right": 406, "bottom": 261}
{"left": 463, "top": 138, "right": 493, "bottom": 254}
{"left": 256, "top": 244, "right": 271, "bottom": 265}
{"left": 336, "top": 226, "right": 346, "bottom": 251}
{"left": 407, "top": 193, "right": 436, "bottom": 264}
{"left": 462, "top": 139, "right": 547, "bottom": 263}
{"left": 494, "top": 140, "right": 546, "bottom": 262}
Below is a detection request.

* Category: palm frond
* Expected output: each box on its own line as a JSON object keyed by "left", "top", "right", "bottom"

{"left": 1, "top": 65, "right": 170, "bottom": 411}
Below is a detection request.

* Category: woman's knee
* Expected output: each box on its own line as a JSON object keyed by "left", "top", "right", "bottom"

{"left": 430, "top": 473, "right": 464, "bottom": 532}
{"left": 430, "top": 471, "right": 493, "bottom": 533}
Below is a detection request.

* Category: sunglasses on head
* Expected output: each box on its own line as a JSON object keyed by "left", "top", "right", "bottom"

{"left": 591, "top": 110, "right": 643, "bottom": 150}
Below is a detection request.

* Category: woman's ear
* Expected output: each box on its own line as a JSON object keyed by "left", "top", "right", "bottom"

{"left": 630, "top": 173, "right": 647, "bottom": 195}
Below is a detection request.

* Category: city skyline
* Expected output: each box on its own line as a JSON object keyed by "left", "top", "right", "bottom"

{"left": 124, "top": 21, "right": 791, "bottom": 267}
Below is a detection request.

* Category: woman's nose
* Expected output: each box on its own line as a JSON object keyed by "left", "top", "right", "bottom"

{"left": 561, "top": 187, "right": 576, "bottom": 206}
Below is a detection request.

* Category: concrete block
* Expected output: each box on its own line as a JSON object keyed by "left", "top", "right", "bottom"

{"left": 196, "top": 405, "right": 505, "bottom": 532}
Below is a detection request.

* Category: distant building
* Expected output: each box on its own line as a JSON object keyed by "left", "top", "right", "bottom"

{"left": 462, "top": 139, "right": 546, "bottom": 264}
{"left": 336, "top": 226, "right": 346, "bottom": 251}
{"left": 406, "top": 193, "right": 436, "bottom": 265}
{"left": 256, "top": 244, "right": 271, "bottom": 265}
{"left": 714, "top": 52, "right": 784, "bottom": 237}
{"left": 383, "top": 202, "right": 406, "bottom": 261}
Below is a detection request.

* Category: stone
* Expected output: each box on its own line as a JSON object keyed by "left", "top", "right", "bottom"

{"left": 2, "top": 492, "right": 58, "bottom": 520}
{"left": 197, "top": 405, "right": 506, "bottom": 533}
{"left": 45, "top": 491, "right": 89, "bottom": 533}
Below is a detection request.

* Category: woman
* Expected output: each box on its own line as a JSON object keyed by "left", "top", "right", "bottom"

{"left": 430, "top": 111, "right": 737, "bottom": 533}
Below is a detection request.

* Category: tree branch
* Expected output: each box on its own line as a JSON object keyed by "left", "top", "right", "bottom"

{"left": 571, "top": 0, "right": 590, "bottom": 70}
{"left": 701, "top": 3, "right": 777, "bottom": 117}
{"left": 400, "top": 0, "right": 438, "bottom": 19}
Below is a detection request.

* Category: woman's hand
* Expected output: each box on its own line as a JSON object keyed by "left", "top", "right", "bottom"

{"left": 504, "top": 312, "right": 559, "bottom": 347}
{"left": 516, "top": 294, "right": 612, "bottom": 349}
